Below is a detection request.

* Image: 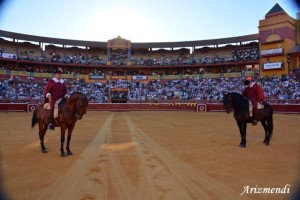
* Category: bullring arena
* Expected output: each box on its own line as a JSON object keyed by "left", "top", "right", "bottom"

{"left": 0, "top": 110, "right": 300, "bottom": 200}
{"left": 1, "top": 3, "right": 300, "bottom": 200}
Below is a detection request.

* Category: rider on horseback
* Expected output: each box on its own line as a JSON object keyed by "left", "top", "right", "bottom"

{"left": 242, "top": 76, "right": 265, "bottom": 126}
{"left": 44, "top": 68, "right": 68, "bottom": 130}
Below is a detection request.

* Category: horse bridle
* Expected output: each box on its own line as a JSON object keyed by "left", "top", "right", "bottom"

{"left": 75, "top": 99, "right": 87, "bottom": 119}
{"left": 225, "top": 93, "right": 233, "bottom": 112}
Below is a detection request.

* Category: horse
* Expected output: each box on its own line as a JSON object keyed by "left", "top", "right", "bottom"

{"left": 31, "top": 92, "right": 88, "bottom": 157}
{"left": 223, "top": 92, "right": 273, "bottom": 148}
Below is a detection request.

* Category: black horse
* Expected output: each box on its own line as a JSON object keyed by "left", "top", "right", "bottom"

{"left": 223, "top": 92, "right": 273, "bottom": 147}
{"left": 31, "top": 92, "right": 88, "bottom": 156}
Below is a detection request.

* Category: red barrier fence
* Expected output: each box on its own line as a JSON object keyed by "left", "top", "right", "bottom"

{"left": 204, "top": 103, "right": 300, "bottom": 113}
{"left": 0, "top": 103, "right": 39, "bottom": 112}
{"left": 0, "top": 103, "right": 300, "bottom": 113}
{"left": 88, "top": 103, "right": 198, "bottom": 112}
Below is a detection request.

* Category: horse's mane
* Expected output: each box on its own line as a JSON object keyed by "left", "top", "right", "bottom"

{"left": 58, "top": 92, "right": 88, "bottom": 109}
{"left": 230, "top": 92, "right": 247, "bottom": 103}
{"left": 228, "top": 92, "right": 249, "bottom": 113}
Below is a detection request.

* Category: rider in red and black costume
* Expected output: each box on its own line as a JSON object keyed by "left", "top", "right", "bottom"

{"left": 44, "top": 68, "right": 67, "bottom": 130}
{"left": 242, "top": 76, "right": 265, "bottom": 126}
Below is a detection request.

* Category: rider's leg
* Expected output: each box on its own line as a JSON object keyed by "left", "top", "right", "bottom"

{"left": 48, "top": 98, "right": 55, "bottom": 130}
{"left": 252, "top": 101, "right": 258, "bottom": 126}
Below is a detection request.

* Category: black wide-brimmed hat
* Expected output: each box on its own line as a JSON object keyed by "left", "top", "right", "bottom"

{"left": 244, "top": 80, "right": 250, "bottom": 85}
{"left": 53, "top": 68, "right": 63, "bottom": 74}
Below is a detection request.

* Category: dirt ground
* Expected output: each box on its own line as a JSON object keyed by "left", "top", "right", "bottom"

{"left": 0, "top": 111, "right": 299, "bottom": 200}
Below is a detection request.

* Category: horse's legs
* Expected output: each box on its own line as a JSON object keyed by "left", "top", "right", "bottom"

{"left": 66, "top": 124, "right": 75, "bottom": 156}
{"left": 242, "top": 123, "right": 247, "bottom": 147}
{"left": 237, "top": 121, "right": 247, "bottom": 148}
{"left": 261, "top": 120, "right": 270, "bottom": 145}
{"left": 267, "top": 118, "right": 273, "bottom": 142}
{"left": 60, "top": 127, "right": 67, "bottom": 157}
{"left": 38, "top": 122, "right": 47, "bottom": 153}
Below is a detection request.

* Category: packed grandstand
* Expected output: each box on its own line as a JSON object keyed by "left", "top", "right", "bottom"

{"left": 0, "top": 73, "right": 299, "bottom": 104}
{"left": 0, "top": 36, "right": 299, "bottom": 104}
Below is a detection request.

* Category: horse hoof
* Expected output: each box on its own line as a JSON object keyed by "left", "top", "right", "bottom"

{"left": 239, "top": 144, "right": 246, "bottom": 148}
{"left": 263, "top": 140, "right": 270, "bottom": 145}
{"left": 60, "top": 153, "right": 67, "bottom": 157}
{"left": 41, "top": 149, "right": 47, "bottom": 153}
{"left": 67, "top": 151, "right": 73, "bottom": 156}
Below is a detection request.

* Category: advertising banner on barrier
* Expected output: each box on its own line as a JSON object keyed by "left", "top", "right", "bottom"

{"left": 133, "top": 76, "right": 147, "bottom": 80}
{"left": 89, "top": 75, "right": 105, "bottom": 79}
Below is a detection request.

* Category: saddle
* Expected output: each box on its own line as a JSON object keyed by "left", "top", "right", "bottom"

{"left": 43, "top": 98, "right": 66, "bottom": 118}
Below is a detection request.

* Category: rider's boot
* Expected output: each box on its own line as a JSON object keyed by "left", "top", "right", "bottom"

{"left": 48, "top": 114, "right": 55, "bottom": 130}
{"left": 252, "top": 109, "right": 258, "bottom": 126}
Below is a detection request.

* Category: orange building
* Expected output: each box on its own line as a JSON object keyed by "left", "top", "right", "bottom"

{"left": 288, "top": 12, "right": 300, "bottom": 72}
{"left": 259, "top": 3, "right": 297, "bottom": 76}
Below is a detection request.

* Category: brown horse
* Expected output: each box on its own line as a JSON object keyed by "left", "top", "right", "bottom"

{"left": 31, "top": 92, "right": 88, "bottom": 157}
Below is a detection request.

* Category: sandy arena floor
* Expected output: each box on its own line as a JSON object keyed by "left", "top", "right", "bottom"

{"left": 0, "top": 111, "right": 299, "bottom": 200}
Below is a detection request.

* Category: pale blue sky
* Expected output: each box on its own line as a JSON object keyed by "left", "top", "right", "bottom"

{"left": 0, "top": 0, "right": 299, "bottom": 43}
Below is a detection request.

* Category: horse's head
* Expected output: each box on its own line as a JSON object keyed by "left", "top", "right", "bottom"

{"left": 68, "top": 92, "right": 89, "bottom": 120}
{"left": 223, "top": 93, "right": 232, "bottom": 114}
{"left": 75, "top": 98, "right": 88, "bottom": 120}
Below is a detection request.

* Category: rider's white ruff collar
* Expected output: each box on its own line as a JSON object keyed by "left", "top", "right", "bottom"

{"left": 52, "top": 78, "right": 64, "bottom": 83}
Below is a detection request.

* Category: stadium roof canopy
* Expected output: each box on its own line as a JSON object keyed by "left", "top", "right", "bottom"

{"left": 0, "top": 30, "right": 258, "bottom": 49}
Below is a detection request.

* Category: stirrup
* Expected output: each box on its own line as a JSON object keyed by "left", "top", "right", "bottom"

{"left": 48, "top": 124, "right": 55, "bottom": 130}
{"left": 252, "top": 120, "right": 258, "bottom": 126}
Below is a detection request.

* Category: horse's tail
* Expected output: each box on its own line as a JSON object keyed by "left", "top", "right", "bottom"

{"left": 31, "top": 110, "right": 37, "bottom": 129}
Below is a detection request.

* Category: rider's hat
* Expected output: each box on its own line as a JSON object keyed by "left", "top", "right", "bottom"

{"left": 53, "top": 68, "right": 63, "bottom": 74}
{"left": 244, "top": 80, "right": 250, "bottom": 85}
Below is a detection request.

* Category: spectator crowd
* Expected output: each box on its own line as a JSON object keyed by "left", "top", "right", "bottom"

{"left": 1, "top": 44, "right": 259, "bottom": 68}
{"left": 0, "top": 74, "right": 299, "bottom": 103}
